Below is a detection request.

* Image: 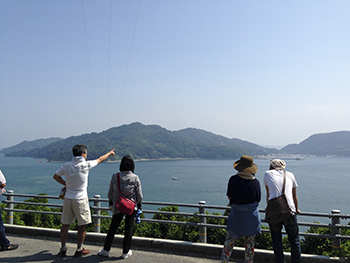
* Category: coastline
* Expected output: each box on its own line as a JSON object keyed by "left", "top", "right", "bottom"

{"left": 106, "top": 157, "right": 199, "bottom": 163}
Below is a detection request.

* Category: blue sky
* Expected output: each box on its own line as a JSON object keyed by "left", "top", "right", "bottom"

{"left": 1, "top": 0, "right": 349, "bottom": 150}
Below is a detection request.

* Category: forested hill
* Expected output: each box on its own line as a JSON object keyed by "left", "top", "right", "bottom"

{"left": 280, "top": 131, "right": 350, "bottom": 156}
{"left": 0, "top": 137, "right": 62, "bottom": 155}
{"left": 4, "top": 122, "right": 275, "bottom": 161}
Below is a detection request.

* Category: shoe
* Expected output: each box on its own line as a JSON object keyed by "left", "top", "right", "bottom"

{"left": 73, "top": 247, "right": 90, "bottom": 257}
{"left": 57, "top": 248, "right": 66, "bottom": 257}
{"left": 1, "top": 244, "right": 19, "bottom": 251}
{"left": 121, "top": 250, "right": 132, "bottom": 259}
{"left": 97, "top": 248, "right": 109, "bottom": 257}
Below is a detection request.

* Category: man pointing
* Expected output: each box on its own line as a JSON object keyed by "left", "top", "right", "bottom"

{"left": 54, "top": 145, "right": 115, "bottom": 257}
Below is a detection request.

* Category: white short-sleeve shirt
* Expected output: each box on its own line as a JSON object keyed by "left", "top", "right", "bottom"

{"left": 55, "top": 156, "right": 98, "bottom": 199}
{"left": 0, "top": 170, "right": 6, "bottom": 195}
{"left": 0, "top": 170, "right": 6, "bottom": 186}
{"left": 264, "top": 169, "right": 298, "bottom": 213}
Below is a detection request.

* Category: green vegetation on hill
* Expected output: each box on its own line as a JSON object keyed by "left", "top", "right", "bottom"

{"left": 4, "top": 124, "right": 350, "bottom": 160}
{"left": 280, "top": 131, "right": 350, "bottom": 156}
{"left": 0, "top": 137, "right": 62, "bottom": 155}
{"left": 5, "top": 122, "right": 274, "bottom": 161}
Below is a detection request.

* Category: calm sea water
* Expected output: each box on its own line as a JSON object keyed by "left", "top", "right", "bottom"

{"left": 1, "top": 156, "right": 350, "bottom": 218}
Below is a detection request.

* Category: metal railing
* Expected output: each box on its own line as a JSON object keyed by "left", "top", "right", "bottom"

{"left": 2, "top": 190, "right": 350, "bottom": 256}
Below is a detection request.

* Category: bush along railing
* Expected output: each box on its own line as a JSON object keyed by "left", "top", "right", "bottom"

{"left": 2, "top": 190, "right": 350, "bottom": 259}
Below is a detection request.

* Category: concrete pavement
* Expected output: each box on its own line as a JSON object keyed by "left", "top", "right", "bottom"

{"left": 1, "top": 225, "right": 340, "bottom": 263}
{"left": 1, "top": 233, "right": 222, "bottom": 263}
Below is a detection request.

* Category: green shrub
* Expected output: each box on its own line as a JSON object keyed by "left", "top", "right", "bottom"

{"left": 12, "top": 193, "right": 61, "bottom": 229}
{"left": 6, "top": 195, "right": 350, "bottom": 258}
{"left": 301, "top": 221, "right": 350, "bottom": 258}
{"left": 301, "top": 223, "right": 334, "bottom": 256}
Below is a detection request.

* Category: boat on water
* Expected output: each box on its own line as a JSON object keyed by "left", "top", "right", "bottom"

{"left": 172, "top": 177, "right": 179, "bottom": 180}
{"left": 35, "top": 158, "right": 48, "bottom": 163}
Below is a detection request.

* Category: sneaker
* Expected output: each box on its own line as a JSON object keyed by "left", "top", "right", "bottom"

{"left": 57, "top": 248, "right": 66, "bottom": 257}
{"left": 97, "top": 248, "right": 109, "bottom": 257}
{"left": 73, "top": 247, "right": 90, "bottom": 257}
{"left": 121, "top": 250, "right": 132, "bottom": 259}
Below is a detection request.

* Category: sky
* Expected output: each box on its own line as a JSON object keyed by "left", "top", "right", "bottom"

{"left": 1, "top": 0, "right": 349, "bottom": 150}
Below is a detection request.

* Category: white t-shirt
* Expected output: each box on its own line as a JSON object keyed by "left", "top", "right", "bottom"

{"left": 0, "top": 170, "right": 6, "bottom": 195}
{"left": 0, "top": 170, "right": 6, "bottom": 186}
{"left": 55, "top": 157, "right": 98, "bottom": 199}
{"left": 264, "top": 169, "right": 298, "bottom": 213}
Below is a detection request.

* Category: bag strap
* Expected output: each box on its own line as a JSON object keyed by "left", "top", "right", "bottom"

{"left": 117, "top": 173, "right": 122, "bottom": 194}
{"left": 117, "top": 173, "right": 135, "bottom": 203}
{"left": 282, "top": 171, "right": 286, "bottom": 195}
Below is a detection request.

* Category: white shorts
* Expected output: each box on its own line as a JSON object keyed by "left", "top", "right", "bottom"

{"left": 61, "top": 198, "right": 91, "bottom": 226}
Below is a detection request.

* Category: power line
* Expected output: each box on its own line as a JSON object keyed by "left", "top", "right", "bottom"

{"left": 114, "top": 0, "right": 142, "bottom": 122}
{"left": 104, "top": 0, "right": 113, "bottom": 128}
{"left": 81, "top": 0, "right": 97, "bottom": 124}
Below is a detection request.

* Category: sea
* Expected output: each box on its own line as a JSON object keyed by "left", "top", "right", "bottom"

{"left": 1, "top": 156, "right": 350, "bottom": 226}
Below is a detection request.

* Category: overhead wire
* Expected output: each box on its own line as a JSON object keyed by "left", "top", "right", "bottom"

{"left": 81, "top": 0, "right": 97, "bottom": 124}
{"left": 104, "top": 0, "right": 113, "bottom": 128}
{"left": 114, "top": 0, "right": 142, "bottom": 122}
{"left": 80, "top": 0, "right": 142, "bottom": 130}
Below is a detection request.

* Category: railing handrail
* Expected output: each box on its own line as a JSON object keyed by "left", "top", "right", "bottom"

{"left": 4, "top": 192, "right": 348, "bottom": 217}
{"left": 2, "top": 190, "right": 349, "bottom": 258}
{"left": 4, "top": 191, "right": 350, "bottom": 221}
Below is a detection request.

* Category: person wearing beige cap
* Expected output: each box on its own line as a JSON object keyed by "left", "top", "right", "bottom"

{"left": 0, "top": 170, "right": 19, "bottom": 251}
{"left": 264, "top": 159, "right": 301, "bottom": 263}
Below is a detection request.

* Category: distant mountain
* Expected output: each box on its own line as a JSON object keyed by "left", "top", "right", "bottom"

{"left": 280, "top": 131, "right": 350, "bottom": 156}
{"left": 0, "top": 138, "right": 62, "bottom": 155}
{"left": 4, "top": 122, "right": 275, "bottom": 161}
{"left": 174, "top": 128, "right": 271, "bottom": 154}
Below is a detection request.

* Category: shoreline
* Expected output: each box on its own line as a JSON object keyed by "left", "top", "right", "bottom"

{"left": 3, "top": 155, "right": 347, "bottom": 164}
{"left": 106, "top": 157, "right": 199, "bottom": 163}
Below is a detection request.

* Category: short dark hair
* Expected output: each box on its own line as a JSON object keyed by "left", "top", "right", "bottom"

{"left": 72, "top": 145, "right": 87, "bottom": 157}
{"left": 119, "top": 155, "right": 135, "bottom": 172}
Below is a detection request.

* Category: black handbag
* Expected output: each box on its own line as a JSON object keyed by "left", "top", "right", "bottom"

{"left": 265, "top": 171, "right": 293, "bottom": 225}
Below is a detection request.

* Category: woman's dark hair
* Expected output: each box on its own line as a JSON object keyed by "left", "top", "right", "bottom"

{"left": 119, "top": 155, "right": 135, "bottom": 172}
{"left": 72, "top": 144, "right": 87, "bottom": 157}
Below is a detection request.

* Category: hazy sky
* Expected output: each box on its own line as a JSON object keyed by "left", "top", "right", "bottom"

{"left": 1, "top": 0, "right": 349, "bottom": 150}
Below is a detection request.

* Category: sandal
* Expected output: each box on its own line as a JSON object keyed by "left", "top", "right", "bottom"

{"left": 73, "top": 247, "right": 90, "bottom": 257}
{"left": 1, "top": 244, "right": 19, "bottom": 251}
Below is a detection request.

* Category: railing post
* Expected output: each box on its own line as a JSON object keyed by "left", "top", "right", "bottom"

{"left": 93, "top": 195, "right": 101, "bottom": 233}
{"left": 331, "top": 209, "right": 341, "bottom": 257}
{"left": 6, "top": 190, "right": 14, "bottom": 225}
{"left": 198, "top": 201, "right": 207, "bottom": 243}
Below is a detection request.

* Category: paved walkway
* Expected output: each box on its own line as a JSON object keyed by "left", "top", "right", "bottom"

{"left": 1, "top": 225, "right": 340, "bottom": 263}
{"left": 2, "top": 233, "right": 226, "bottom": 263}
